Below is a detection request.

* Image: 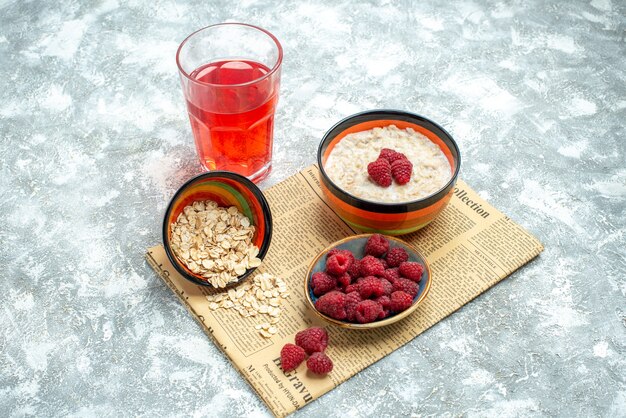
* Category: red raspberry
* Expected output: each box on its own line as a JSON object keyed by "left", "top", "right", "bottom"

{"left": 315, "top": 291, "right": 347, "bottom": 320}
{"left": 307, "top": 352, "right": 333, "bottom": 375}
{"left": 327, "top": 249, "right": 356, "bottom": 265}
{"left": 367, "top": 158, "right": 392, "bottom": 187}
{"left": 345, "top": 283, "right": 358, "bottom": 294}
{"left": 379, "top": 278, "right": 394, "bottom": 295}
{"left": 358, "top": 276, "right": 386, "bottom": 299}
{"left": 385, "top": 247, "right": 409, "bottom": 267}
{"left": 364, "top": 234, "right": 389, "bottom": 257}
{"left": 382, "top": 268, "right": 400, "bottom": 284}
{"left": 347, "top": 258, "right": 361, "bottom": 278}
{"left": 375, "top": 295, "right": 391, "bottom": 310}
{"left": 391, "top": 158, "right": 413, "bottom": 185}
{"left": 380, "top": 259, "right": 389, "bottom": 269}
{"left": 280, "top": 343, "right": 306, "bottom": 372}
{"left": 295, "top": 327, "right": 328, "bottom": 354}
{"left": 393, "top": 278, "right": 418, "bottom": 298}
{"left": 359, "top": 255, "right": 385, "bottom": 277}
{"left": 379, "top": 148, "right": 407, "bottom": 164}
{"left": 342, "top": 251, "right": 356, "bottom": 271}
{"left": 310, "top": 272, "right": 336, "bottom": 296}
{"left": 337, "top": 272, "right": 351, "bottom": 288}
{"left": 398, "top": 261, "right": 424, "bottom": 282}
{"left": 389, "top": 291, "right": 414, "bottom": 312}
{"left": 326, "top": 252, "right": 352, "bottom": 276}
{"left": 355, "top": 300, "right": 383, "bottom": 323}
{"left": 326, "top": 248, "right": 341, "bottom": 259}
{"left": 345, "top": 291, "right": 362, "bottom": 322}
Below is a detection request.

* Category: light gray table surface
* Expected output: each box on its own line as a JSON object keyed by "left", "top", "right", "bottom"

{"left": 1, "top": 0, "right": 624, "bottom": 416}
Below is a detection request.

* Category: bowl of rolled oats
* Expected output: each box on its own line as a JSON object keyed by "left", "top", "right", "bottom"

{"left": 317, "top": 109, "right": 461, "bottom": 235}
{"left": 162, "top": 171, "right": 272, "bottom": 288}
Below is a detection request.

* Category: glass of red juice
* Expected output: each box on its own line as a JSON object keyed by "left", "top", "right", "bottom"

{"left": 176, "top": 23, "right": 283, "bottom": 183}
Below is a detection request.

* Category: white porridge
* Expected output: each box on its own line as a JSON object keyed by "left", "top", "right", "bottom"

{"left": 324, "top": 125, "right": 452, "bottom": 203}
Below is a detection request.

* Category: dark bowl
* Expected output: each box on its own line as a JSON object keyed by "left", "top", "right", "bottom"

{"left": 304, "top": 234, "right": 431, "bottom": 329}
{"left": 162, "top": 171, "right": 272, "bottom": 287}
{"left": 317, "top": 109, "right": 461, "bottom": 235}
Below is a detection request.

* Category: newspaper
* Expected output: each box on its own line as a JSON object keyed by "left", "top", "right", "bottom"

{"left": 146, "top": 165, "right": 543, "bottom": 417}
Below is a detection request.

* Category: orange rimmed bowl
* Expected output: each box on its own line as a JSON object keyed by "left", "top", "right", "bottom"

{"left": 317, "top": 110, "right": 461, "bottom": 235}
{"left": 162, "top": 171, "right": 272, "bottom": 287}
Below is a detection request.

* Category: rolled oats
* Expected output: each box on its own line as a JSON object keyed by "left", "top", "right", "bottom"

{"left": 205, "top": 272, "right": 290, "bottom": 338}
{"left": 170, "top": 200, "right": 263, "bottom": 288}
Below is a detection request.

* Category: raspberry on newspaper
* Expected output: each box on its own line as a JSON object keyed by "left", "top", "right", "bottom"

{"left": 295, "top": 327, "right": 329, "bottom": 354}
{"left": 280, "top": 343, "right": 306, "bottom": 372}
{"left": 307, "top": 352, "right": 333, "bottom": 375}
{"left": 279, "top": 327, "right": 333, "bottom": 375}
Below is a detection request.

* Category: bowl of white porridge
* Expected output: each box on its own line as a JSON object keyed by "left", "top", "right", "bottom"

{"left": 317, "top": 110, "right": 461, "bottom": 235}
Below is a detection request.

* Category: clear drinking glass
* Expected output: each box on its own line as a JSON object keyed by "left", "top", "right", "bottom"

{"left": 176, "top": 23, "right": 283, "bottom": 183}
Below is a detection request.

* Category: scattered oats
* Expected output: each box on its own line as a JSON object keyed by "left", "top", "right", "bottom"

{"left": 249, "top": 257, "right": 262, "bottom": 268}
{"left": 204, "top": 271, "right": 290, "bottom": 338}
{"left": 169, "top": 200, "right": 260, "bottom": 288}
{"left": 269, "top": 307, "right": 281, "bottom": 317}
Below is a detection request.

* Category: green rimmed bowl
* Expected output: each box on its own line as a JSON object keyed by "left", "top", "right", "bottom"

{"left": 162, "top": 171, "right": 272, "bottom": 287}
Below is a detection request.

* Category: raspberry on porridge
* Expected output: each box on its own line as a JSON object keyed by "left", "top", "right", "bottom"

{"left": 324, "top": 125, "right": 451, "bottom": 203}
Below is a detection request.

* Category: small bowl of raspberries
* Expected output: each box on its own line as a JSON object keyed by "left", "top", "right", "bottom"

{"left": 304, "top": 233, "right": 431, "bottom": 329}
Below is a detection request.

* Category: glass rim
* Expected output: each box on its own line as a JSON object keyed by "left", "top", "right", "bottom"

{"left": 176, "top": 22, "right": 283, "bottom": 88}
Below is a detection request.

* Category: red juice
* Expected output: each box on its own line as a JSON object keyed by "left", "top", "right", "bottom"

{"left": 185, "top": 59, "right": 279, "bottom": 181}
